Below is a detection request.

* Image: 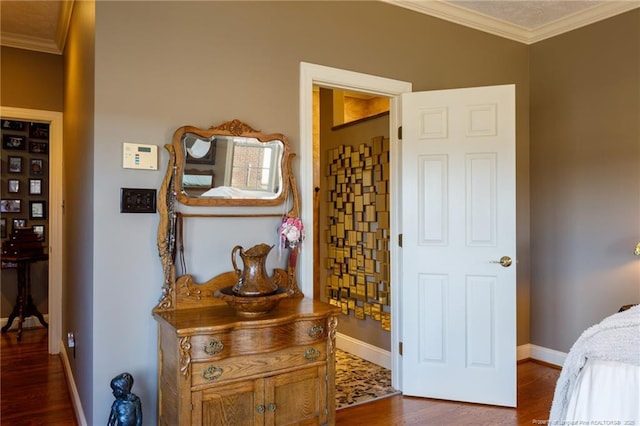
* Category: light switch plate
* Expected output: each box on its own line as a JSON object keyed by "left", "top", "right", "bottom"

{"left": 120, "top": 188, "right": 157, "bottom": 213}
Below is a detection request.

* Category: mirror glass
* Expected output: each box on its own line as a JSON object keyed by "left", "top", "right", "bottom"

{"left": 181, "top": 134, "right": 284, "bottom": 199}
{"left": 173, "top": 120, "right": 290, "bottom": 206}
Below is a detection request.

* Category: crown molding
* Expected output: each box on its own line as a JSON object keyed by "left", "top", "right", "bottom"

{"left": 55, "top": 0, "right": 75, "bottom": 54}
{"left": 383, "top": 0, "right": 640, "bottom": 44}
{"left": 1, "top": 32, "right": 62, "bottom": 55}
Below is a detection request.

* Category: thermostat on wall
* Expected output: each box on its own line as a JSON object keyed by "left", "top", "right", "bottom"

{"left": 123, "top": 142, "right": 158, "bottom": 170}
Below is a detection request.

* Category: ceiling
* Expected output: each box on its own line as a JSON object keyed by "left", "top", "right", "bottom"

{"left": 386, "top": 0, "right": 639, "bottom": 43}
{"left": 0, "top": 0, "right": 638, "bottom": 54}
{"left": 0, "top": 0, "right": 73, "bottom": 54}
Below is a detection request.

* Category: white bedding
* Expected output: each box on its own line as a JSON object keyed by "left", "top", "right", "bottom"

{"left": 200, "top": 186, "right": 276, "bottom": 199}
{"left": 565, "top": 359, "right": 640, "bottom": 423}
{"left": 550, "top": 305, "right": 640, "bottom": 423}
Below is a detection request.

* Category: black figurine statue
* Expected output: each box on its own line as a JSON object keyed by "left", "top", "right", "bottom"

{"left": 108, "top": 372, "right": 142, "bottom": 426}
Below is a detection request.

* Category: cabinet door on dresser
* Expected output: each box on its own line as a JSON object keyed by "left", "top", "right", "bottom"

{"left": 194, "top": 365, "right": 328, "bottom": 426}
{"left": 266, "top": 365, "right": 328, "bottom": 426}
{"left": 194, "top": 379, "right": 264, "bottom": 426}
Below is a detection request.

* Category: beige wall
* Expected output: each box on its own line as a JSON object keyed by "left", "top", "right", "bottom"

{"left": 530, "top": 9, "right": 640, "bottom": 352}
{"left": 62, "top": 0, "right": 95, "bottom": 421}
{"left": 0, "top": 47, "right": 63, "bottom": 111}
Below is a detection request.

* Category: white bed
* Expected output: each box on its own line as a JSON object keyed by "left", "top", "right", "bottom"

{"left": 200, "top": 186, "right": 276, "bottom": 199}
{"left": 550, "top": 305, "right": 640, "bottom": 424}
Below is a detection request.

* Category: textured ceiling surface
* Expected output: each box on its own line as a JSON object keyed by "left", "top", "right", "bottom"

{"left": 1, "top": 1, "right": 60, "bottom": 41}
{"left": 0, "top": 0, "right": 64, "bottom": 54}
{"left": 448, "top": 0, "right": 605, "bottom": 28}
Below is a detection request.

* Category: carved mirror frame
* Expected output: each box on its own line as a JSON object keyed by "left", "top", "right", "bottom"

{"left": 173, "top": 119, "right": 291, "bottom": 207}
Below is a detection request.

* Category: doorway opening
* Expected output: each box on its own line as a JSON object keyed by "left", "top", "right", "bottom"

{"left": 316, "top": 86, "right": 398, "bottom": 408}
{"left": 299, "top": 62, "right": 412, "bottom": 389}
{"left": 0, "top": 106, "right": 62, "bottom": 355}
{"left": 314, "top": 86, "right": 392, "bottom": 364}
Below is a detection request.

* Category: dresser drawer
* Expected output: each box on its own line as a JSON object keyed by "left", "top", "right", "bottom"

{"left": 190, "top": 342, "right": 326, "bottom": 388}
{"left": 189, "top": 318, "right": 329, "bottom": 361}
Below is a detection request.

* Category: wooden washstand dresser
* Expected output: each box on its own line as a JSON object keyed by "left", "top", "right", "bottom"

{"left": 154, "top": 120, "right": 340, "bottom": 425}
{"left": 153, "top": 282, "right": 339, "bottom": 425}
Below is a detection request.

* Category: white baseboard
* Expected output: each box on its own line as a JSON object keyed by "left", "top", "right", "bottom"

{"left": 336, "top": 333, "right": 392, "bottom": 369}
{"left": 517, "top": 343, "right": 531, "bottom": 361}
{"left": 336, "top": 338, "right": 565, "bottom": 370}
{"left": 1, "top": 314, "right": 49, "bottom": 330}
{"left": 517, "top": 343, "right": 566, "bottom": 367}
{"left": 529, "top": 344, "right": 567, "bottom": 367}
{"left": 59, "top": 339, "right": 88, "bottom": 426}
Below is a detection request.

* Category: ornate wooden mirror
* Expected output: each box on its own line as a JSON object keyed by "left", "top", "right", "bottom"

{"left": 173, "top": 119, "right": 291, "bottom": 206}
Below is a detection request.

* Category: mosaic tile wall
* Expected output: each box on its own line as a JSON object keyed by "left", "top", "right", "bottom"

{"left": 324, "top": 137, "right": 391, "bottom": 330}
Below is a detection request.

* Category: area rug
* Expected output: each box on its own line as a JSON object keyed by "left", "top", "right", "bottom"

{"left": 335, "top": 349, "right": 401, "bottom": 410}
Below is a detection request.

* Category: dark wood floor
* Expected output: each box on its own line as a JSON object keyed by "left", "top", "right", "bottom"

{"left": 1, "top": 327, "right": 77, "bottom": 426}
{"left": 336, "top": 360, "right": 561, "bottom": 425}
{"left": 1, "top": 326, "right": 560, "bottom": 425}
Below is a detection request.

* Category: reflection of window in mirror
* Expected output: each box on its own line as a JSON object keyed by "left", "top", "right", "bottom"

{"left": 225, "top": 138, "right": 282, "bottom": 193}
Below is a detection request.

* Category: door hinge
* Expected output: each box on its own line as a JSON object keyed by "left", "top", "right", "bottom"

{"left": 397, "top": 126, "right": 402, "bottom": 140}
{"left": 190, "top": 403, "right": 194, "bottom": 411}
{"left": 399, "top": 341, "right": 403, "bottom": 356}
{"left": 398, "top": 233, "right": 403, "bottom": 247}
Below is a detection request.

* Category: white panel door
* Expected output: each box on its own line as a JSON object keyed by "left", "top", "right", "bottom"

{"left": 401, "top": 85, "right": 516, "bottom": 407}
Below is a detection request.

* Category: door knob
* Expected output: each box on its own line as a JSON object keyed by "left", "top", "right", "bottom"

{"left": 490, "top": 256, "right": 512, "bottom": 267}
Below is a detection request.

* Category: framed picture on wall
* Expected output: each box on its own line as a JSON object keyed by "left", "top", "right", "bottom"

{"left": 8, "top": 156, "right": 23, "bottom": 173}
{"left": 2, "top": 134, "right": 26, "bottom": 150}
{"left": 29, "top": 122, "right": 49, "bottom": 139}
{"left": 29, "top": 179, "right": 42, "bottom": 195}
{"left": 12, "top": 218, "right": 27, "bottom": 231}
{"left": 0, "top": 199, "right": 21, "bottom": 213}
{"left": 29, "top": 141, "right": 49, "bottom": 154}
{"left": 32, "top": 224, "right": 45, "bottom": 241}
{"left": 8, "top": 179, "right": 20, "bottom": 193}
{"left": 2, "top": 120, "right": 25, "bottom": 131}
{"left": 29, "top": 200, "right": 46, "bottom": 219}
{"left": 30, "top": 159, "right": 44, "bottom": 176}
